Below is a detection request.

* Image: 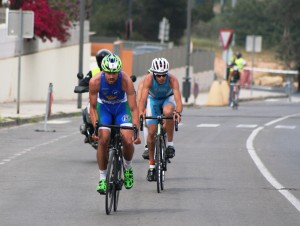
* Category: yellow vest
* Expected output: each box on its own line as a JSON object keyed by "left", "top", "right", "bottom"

{"left": 91, "top": 68, "right": 101, "bottom": 77}
{"left": 235, "top": 58, "right": 246, "bottom": 72}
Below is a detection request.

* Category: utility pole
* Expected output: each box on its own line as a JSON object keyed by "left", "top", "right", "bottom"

{"left": 77, "top": 0, "right": 85, "bottom": 109}
{"left": 183, "top": 0, "right": 192, "bottom": 103}
{"left": 126, "top": 0, "right": 132, "bottom": 39}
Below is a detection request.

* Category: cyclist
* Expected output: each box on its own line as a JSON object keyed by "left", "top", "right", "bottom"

{"left": 139, "top": 57, "right": 182, "bottom": 181}
{"left": 228, "top": 52, "right": 246, "bottom": 106}
{"left": 89, "top": 54, "right": 141, "bottom": 194}
{"left": 79, "top": 49, "right": 112, "bottom": 143}
{"left": 228, "top": 63, "right": 241, "bottom": 107}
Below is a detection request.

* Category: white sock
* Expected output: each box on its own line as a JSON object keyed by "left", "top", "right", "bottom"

{"left": 167, "top": 141, "right": 174, "bottom": 147}
{"left": 149, "top": 165, "right": 155, "bottom": 169}
{"left": 99, "top": 170, "right": 106, "bottom": 180}
{"left": 143, "top": 125, "right": 148, "bottom": 147}
{"left": 124, "top": 160, "right": 132, "bottom": 170}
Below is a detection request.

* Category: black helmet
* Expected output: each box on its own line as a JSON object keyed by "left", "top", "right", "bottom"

{"left": 96, "top": 49, "right": 112, "bottom": 70}
{"left": 235, "top": 52, "right": 242, "bottom": 59}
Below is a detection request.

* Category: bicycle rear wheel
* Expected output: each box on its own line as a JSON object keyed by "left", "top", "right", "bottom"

{"left": 113, "top": 155, "right": 123, "bottom": 212}
{"left": 105, "top": 148, "right": 116, "bottom": 215}
{"left": 155, "top": 137, "right": 163, "bottom": 193}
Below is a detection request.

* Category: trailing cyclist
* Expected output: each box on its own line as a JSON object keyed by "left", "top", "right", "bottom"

{"left": 228, "top": 63, "right": 241, "bottom": 107}
{"left": 89, "top": 54, "right": 141, "bottom": 194}
{"left": 228, "top": 52, "right": 246, "bottom": 106}
{"left": 139, "top": 57, "right": 182, "bottom": 181}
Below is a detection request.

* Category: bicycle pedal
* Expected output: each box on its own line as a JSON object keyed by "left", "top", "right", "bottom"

{"left": 167, "top": 159, "right": 171, "bottom": 163}
{"left": 116, "top": 179, "right": 123, "bottom": 190}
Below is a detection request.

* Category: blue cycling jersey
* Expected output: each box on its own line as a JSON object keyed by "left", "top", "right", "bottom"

{"left": 98, "top": 72, "right": 126, "bottom": 104}
{"left": 148, "top": 74, "right": 173, "bottom": 99}
{"left": 97, "top": 72, "right": 132, "bottom": 126}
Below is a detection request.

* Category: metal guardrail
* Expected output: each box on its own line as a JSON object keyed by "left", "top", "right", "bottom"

{"left": 132, "top": 46, "right": 214, "bottom": 76}
{"left": 244, "top": 67, "right": 299, "bottom": 102}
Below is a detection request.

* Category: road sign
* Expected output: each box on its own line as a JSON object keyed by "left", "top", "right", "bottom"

{"left": 246, "top": 35, "right": 262, "bottom": 52}
{"left": 8, "top": 10, "right": 34, "bottom": 38}
{"left": 219, "top": 29, "right": 233, "bottom": 50}
{"left": 158, "top": 17, "right": 170, "bottom": 43}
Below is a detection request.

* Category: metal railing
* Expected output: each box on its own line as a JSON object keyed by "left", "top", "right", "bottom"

{"left": 132, "top": 46, "right": 214, "bottom": 76}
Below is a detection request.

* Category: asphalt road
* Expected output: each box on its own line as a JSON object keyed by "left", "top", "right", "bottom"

{"left": 1, "top": 98, "right": 300, "bottom": 226}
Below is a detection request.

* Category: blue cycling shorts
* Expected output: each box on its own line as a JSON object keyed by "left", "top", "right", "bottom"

{"left": 97, "top": 101, "right": 132, "bottom": 128}
{"left": 146, "top": 95, "right": 175, "bottom": 125}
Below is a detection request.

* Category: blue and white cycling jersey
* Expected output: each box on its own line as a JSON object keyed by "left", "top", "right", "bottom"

{"left": 149, "top": 74, "right": 173, "bottom": 99}
{"left": 97, "top": 72, "right": 132, "bottom": 126}
{"left": 146, "top": 74, "right": 175, "bottom": 125}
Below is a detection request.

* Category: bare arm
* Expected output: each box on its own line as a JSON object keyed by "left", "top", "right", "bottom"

{"left": 89, "top": 73, "right": 101, "bottom": 129}
{"left": 169, "top": 74, "right": 183, "bottom": 113}
{"left": 138, "top": 73, "right": 152, "bottom": 116}
{"left": 136, "top": 78, "right": 144, "bottom": 104}
{"left": 122, "top": 72, "right": 140, "bottom": 131}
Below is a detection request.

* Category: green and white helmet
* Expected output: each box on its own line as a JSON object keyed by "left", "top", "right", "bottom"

{"left": 101, "top": 54, "right": 122, "bottom": 73}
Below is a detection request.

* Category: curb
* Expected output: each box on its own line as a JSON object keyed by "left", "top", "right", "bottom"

{"left": 0, "top": 112, "right": 81, "bottom": 128}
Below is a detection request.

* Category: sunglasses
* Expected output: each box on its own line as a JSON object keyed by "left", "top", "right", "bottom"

{"left": 155, "top": 73, "right": 167, "bottom": 78}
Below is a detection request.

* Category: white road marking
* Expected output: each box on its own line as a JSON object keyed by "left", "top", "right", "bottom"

{"left": 236, "top": 124, "right": 257, "bottom": 128}
{"left": 0, "top": 131, "right": 79, "bottom": 167}
{"left": 265, "top": 113, "right": 299, "bottom": 127}
{"left": 247, "top": 113, "right": 300, "bottom": 212}
{"left": 45, "top": 120, "right": 71, "bottom": 124}
{"left": 275, "top": 125, "right": 296, "bottom": 129}
{"left": 265, "top": 99, "right": 280, "bottom": 102}
{"left": 196, "top": 124, "right": 220, "bottom": 128}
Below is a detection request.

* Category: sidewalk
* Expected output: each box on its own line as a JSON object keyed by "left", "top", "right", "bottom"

{"left": 0, "top": 88, "right": 294, "bottom": 128}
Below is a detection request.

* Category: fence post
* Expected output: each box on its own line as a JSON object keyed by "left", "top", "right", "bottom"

{"left": 285, "top": 76, "right": 292, "bottom": 103}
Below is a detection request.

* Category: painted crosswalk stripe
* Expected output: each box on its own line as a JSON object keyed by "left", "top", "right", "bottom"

{"left": 237, "top": 124, "right": 257, "bottom": 128}
{"left": 196, "top": 124, "right": 220, "bottom": 128}
{"left": 275, "top": 125, "right": 296, "bottom": 129}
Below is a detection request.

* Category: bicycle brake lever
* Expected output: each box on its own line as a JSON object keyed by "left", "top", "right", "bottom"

{"left": 95, "top": 121, "right": 99, "bottom": 136}
{"left": 175, "top": 119, "right": 178, "bottom": 132}
{"left": 139, "top": 116, "right": 143, "bottom": 131}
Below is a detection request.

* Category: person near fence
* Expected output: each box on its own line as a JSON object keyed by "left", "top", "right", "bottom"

{"left": 139, "top": 57, "right": 182, "bottom": 181}
{"left": 89, "top": 54, "right": 141, "bottom": 194}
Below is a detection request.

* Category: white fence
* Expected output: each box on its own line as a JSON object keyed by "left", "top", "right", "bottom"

{"left": 0, "top": 21, "right": 91, "bottom": 103}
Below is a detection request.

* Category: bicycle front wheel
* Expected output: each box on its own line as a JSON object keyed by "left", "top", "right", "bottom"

{"left": 106, "top": 148, "right": 116, "bottom": 215}
{"left": 113, "top": 155, "right": 123, "bottom": 212}
{"left": 155, "top": 137, "right": 163, "bottom": 193}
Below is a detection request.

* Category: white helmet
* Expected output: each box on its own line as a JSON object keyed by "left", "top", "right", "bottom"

{"left": 151, "top": 58, "right": 169, "bottom": 74}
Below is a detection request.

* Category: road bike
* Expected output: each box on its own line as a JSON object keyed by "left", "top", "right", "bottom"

{"left": 140, "top": 115, "right": 178, "bottom": 193}
{"left": 230, "top": 83, "right": 240, "bottom": 110}
{"left": 95, "top": 122, "right": 138, "bottom": 215}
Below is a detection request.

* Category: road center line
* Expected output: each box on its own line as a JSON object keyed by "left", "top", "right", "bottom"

{"left": 247, "top": 114, "right": 300, "bottom": 212}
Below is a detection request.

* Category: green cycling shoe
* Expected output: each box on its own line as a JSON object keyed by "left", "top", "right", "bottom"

{"left": 97, "top": 179, "right": 107, "bottom": 195}
{"left": 124, "top": 168, "right": 134, "bottom": 189}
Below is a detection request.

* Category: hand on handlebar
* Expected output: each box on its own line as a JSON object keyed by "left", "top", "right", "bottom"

{"left": 173, "top": 111, "right": 181, "bottom": 124}
{"left": 92, "top": 121, "right": 99, "bottom": 140}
